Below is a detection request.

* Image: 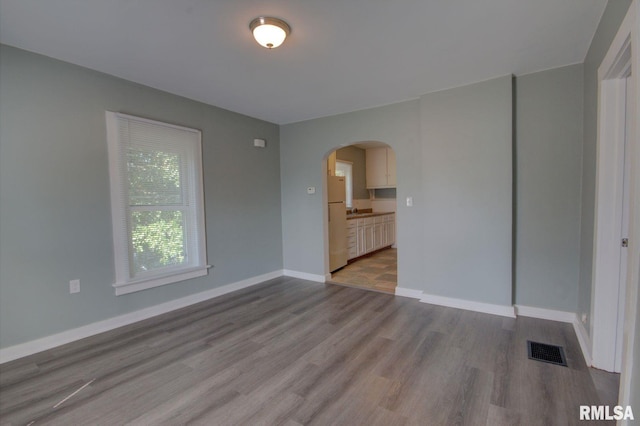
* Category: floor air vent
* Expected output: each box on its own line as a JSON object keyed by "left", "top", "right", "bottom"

{"left": 527, "top": 341, "right": 567, "bottom": 367}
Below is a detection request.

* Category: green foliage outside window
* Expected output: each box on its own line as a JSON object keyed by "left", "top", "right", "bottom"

{"left": 131, "top": 211, "right": 185, "bottom": 273}
{"left": 127, "top": 149, "right": 187, "bottom": 273}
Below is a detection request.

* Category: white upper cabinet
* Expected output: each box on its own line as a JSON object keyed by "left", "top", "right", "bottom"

{"left": 386, "top": 148, "right": 396, "bottom": 186}
{"left": 366, "top": 147, "right": 396, "bottom": 188}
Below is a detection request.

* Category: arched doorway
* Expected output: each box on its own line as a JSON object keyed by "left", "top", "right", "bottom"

{"left": 323, "top": 141, "right": 398, "bottom": 294}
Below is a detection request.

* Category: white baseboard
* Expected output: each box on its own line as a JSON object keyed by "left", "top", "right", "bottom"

{"left": 395, "top": 287, "right": 423, "bottom": 299}
{"left": 421, "top": 293, "right": 516, "bottom": 318}
{"left": 0, "top": 270, "right": 283, "bottom": 364}
{"left": 514, "top": 305, "right": 576, "bottom": 323}
{"left": 394, "top": 287, "right": 515, "bottom": 318}
{"left": 572, "top": 316, "right": 593, "bottom": 367}
{"left": 514, "top": 305, "right": 593, "bottom": 368}
{"left": 283, "top": 269, "right": 326, "bottom": 283}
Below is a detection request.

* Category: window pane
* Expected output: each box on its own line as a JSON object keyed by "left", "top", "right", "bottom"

{"left": 336, "top": 161, "right": 353, "bottom": 208}
{"left": 130, "top": 210, "right": 186, "bottom": 274}
{"left": 127, "top": 148, "right": 183, "bottom": 206}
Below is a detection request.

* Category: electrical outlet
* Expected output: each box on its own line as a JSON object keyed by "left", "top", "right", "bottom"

{"left": 69, "top": 279, "right": 80, "bottom": 294}
{"left": 581, "top": 313, "right": 587, "bottom": 324}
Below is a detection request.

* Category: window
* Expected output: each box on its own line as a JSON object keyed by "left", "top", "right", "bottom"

{"left": 335, "top": 160, "right": 353, "bottom": 208}
{"left": 106, "top": 112, "right": 207, "bottom": 295}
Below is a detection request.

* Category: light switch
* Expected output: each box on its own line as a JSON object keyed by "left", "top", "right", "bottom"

{"left": 406, "top": 196, "right": 413, "bottom": 207}
{"left": 307, "top": 187, "right": 316, "bottom": 194}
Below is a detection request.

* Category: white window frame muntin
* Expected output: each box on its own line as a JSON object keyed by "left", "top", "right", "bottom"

{"left": 106, "top": 111, "right": 208, "bottom": 296}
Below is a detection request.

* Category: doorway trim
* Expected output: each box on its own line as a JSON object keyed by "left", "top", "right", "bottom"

{"left": 591, "top": 0, "right": 638, "bottom": 405}
{"left": 591, "top": 45, "right": 631, "bottom": 372}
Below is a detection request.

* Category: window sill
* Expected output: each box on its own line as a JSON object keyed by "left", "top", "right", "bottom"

{"left": 113, "top": 267, "right": 209, "bottom": 295}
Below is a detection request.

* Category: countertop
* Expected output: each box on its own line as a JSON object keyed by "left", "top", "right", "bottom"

{"left": 346, "top": 211, "right": 395, "bottom": 220}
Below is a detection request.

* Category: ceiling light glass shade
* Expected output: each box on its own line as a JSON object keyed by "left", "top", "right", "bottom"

{"left": 250, "top": 17, "right": 291, "bottom": 49}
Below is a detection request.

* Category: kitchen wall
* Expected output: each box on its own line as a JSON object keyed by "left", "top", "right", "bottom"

{"left": 336, "top": 145, "right": 398, "bottom": 211}
{"left": 577, "top": 0, "right": 633, "bottom": 336}
{"left": 0, "top": 45, "right": 283, "bottom": 349}
{"left": 514, "top": 64, "right": 583, "bottom": 312}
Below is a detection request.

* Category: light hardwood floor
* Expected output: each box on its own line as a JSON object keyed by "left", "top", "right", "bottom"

{"left": 0, "top": 277, "right": 616, "bottom": 425}
{"left": 330, "top": 248, "right": 397, "bottom": 294}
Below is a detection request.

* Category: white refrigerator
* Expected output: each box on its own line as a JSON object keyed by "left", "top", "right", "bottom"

{"left": 328, "top": 176, "right": 348, "bottom": 272}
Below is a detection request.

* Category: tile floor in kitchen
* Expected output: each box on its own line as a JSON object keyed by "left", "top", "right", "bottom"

{"left": 329, "top": 248, "right": 397, "bottom": 294}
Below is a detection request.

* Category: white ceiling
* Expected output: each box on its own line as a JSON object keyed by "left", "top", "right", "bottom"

{"left": 0, "top": 0, "right": 606, "bottom": 125}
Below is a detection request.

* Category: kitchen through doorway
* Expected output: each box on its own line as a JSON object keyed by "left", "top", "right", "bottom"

{"left": 324, "top": 141, "right": 398, "bottom": 294}
{"left": 330, "top": 248, "right": 397, "bottom": 293}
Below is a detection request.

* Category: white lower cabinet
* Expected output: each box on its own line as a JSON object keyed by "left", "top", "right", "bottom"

{"left": 347, "top": 221, "right": 357, "bottom": 259}
{"left": 356, "top": 226, "right": 365, "bottom": 258}
{"left": 356, "top": 217, "right": 375, "bottom": 256}
{"left": 384, "top": 214, "right": 395, "bottom": 247}
{"left": 374, "top": 217, "right": 385, "bottom": 248}
{"left": 348, "top": 213, "right": 395, "bottom": 260}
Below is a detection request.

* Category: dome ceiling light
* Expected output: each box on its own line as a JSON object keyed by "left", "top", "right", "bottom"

{"left": 249, "top": 17, "right": 291, "bottom": 49}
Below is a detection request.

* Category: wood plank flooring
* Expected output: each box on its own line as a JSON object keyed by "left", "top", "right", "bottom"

{"left": 0, "top": 277, "right": 616, "bottom": 425}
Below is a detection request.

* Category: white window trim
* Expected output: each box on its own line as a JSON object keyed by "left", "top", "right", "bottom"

{"left": 106, "top": 112, "right": 208, "bottom": 295}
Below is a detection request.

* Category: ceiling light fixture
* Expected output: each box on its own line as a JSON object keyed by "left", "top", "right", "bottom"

{"left": 249, "top": 17, "right": 291, "bottom": 49}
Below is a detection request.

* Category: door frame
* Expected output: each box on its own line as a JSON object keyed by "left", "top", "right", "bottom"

{"left": 591, "top": 0, "right": 639, "bottom": 406}
{"left": 591, "top": 43, "right": 631, "bottom": 372}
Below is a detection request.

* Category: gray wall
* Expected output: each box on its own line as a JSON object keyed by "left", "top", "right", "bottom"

{"left": 335, "top": 146, "right": 368, "bottom": 199}
{"left": 281, "top": 100, "right": 422, "bottom": 282}
{"left": 281, "top": 75, "right": 513, "bottom": 307}
{"left": 577, "top": 0, "right": 632, "bottom": 335}
{"left": 282, "top": 71, "right": 585, "bottom": 310}
{"left": 420, "top": 76, "right": 513, "bottom": 306}
{"left": 514, "top": 64, "right": 584, "bottom": 311}
{"left": 0, "top": 45, "right": 283, "bottom": 349}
